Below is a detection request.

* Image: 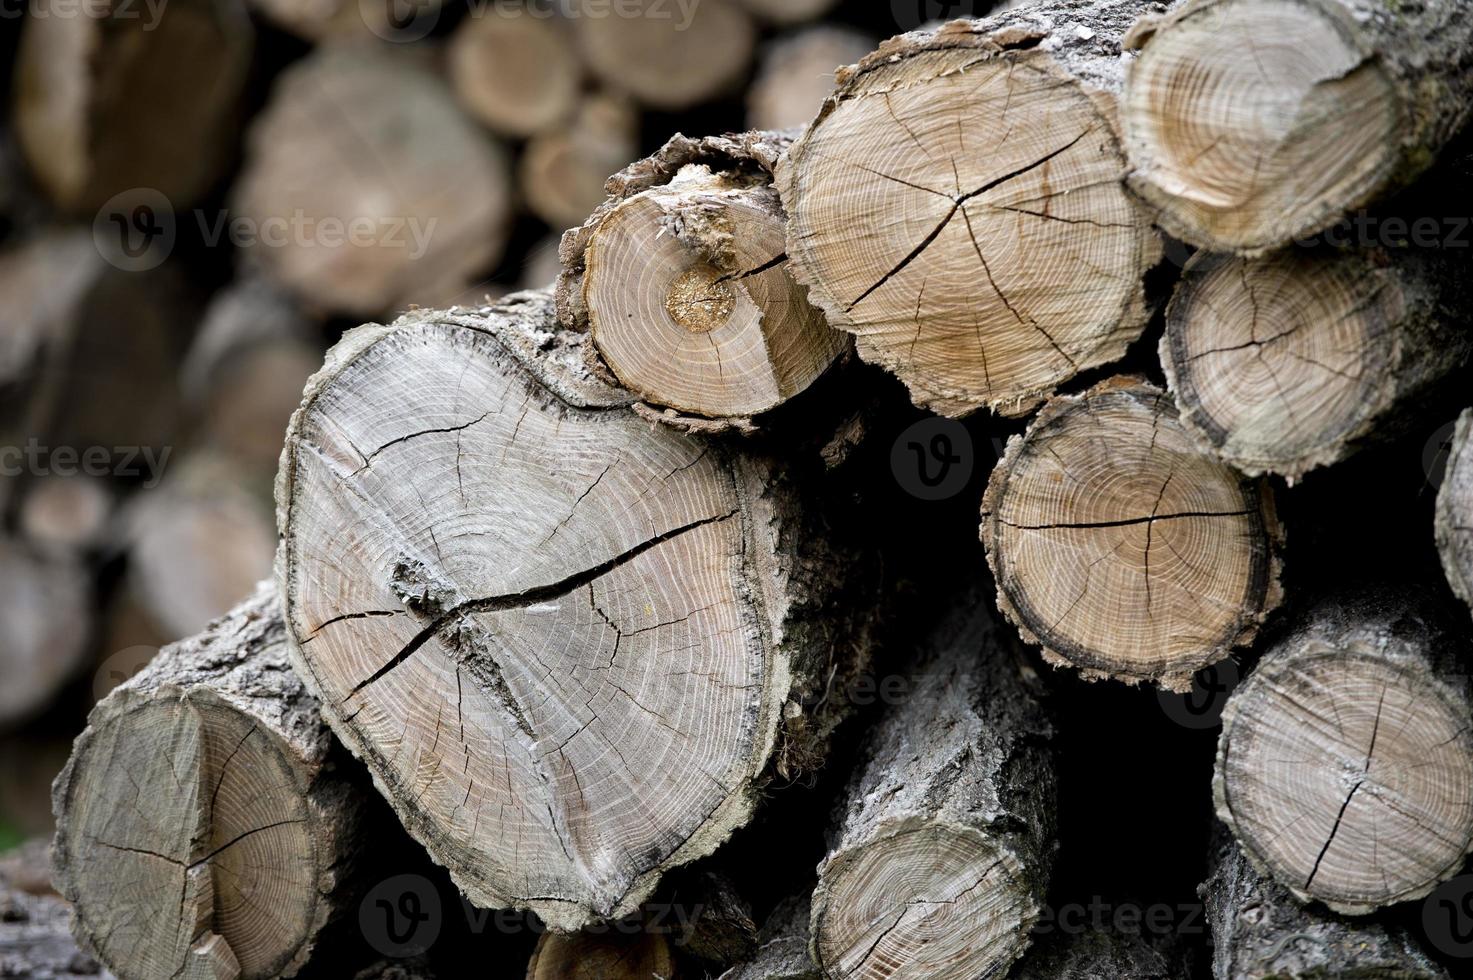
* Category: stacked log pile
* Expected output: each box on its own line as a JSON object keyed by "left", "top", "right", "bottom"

{"left": 6, "top": 1, "right": 1473, "bottom": 978}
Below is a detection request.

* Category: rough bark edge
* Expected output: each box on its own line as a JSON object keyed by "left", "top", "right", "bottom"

{"left": 776, "top": 4, "right": 1164, "bottom": 418}
{"left": 717, "top": 894, "right": 817, "bottom": 980}
{"left": 1160, "top": 248, "right": 1473, "bottom": 482}
{"left": 1212, "top": 587, "right": 1473, "bottom": 915}
{"left": 556, "top": 130, "right": 843, "bottom": 434}
{"left": 1436, "top": 409, "right": 1473, "bottom": 616}
{"left": 1123, "top": 0, "right": 1473, "bottom": 255}
{"left": 50, "top": 583, "right": 361, "bottom": 979}
{"left": 274, "top": 289, "right": 876, "bottom": 930}
{"left": 981, "top": 375, "right": 1286, "bottom": 692}
{"left": 1202, "top": 827, "right": 1449, "bottom": 978}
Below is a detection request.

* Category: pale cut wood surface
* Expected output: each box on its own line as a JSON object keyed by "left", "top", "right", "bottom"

{"left": 0, "top": 538, "right": 91, "bottom": 729}
{"left": 982, "top": 376, "right": 1284, "bottom": 690}
{"left": 1437, "top": 410, "right": 1473, "bottom": 620}
{"left": 778, "top": 1, "right": 1162, "bottom": 418}
{"left": 809, "top": 582, "right": 1054, "bottom": 980}
{"left": 747, "top": 27, "right": 875, "bottom": 132}
{"left": 1214, "top": 587, "right": 1473, "bottom": 914}
{"left": 520, "top": 94, "right": 640, "bottom": 233}
{"left": 276, "top": 290, "right": 875, "bottom": 930}
{"left": 1162, "top": 246, "right": 1473, "bottom": 482}
{"left": 51, "top": 585, "right": 366, "bottom": 979}
{"left": 1122, "top": 0, "right": 1473, "bottom": 254}
{"left": 449, "top": 10, "right": 582, "bottom": 138}
{"left": 560, "top": 132, "right": 847, "bottom": 428}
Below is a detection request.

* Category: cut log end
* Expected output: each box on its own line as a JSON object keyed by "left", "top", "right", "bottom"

{"left": 811, "top": 822, "right": 1037, "bottom": 980}
{"left": 983, "top": 377, "right": 1283, "bottom": 689}
{"left": 51, "top": 586, "right": 354, "bottom": 980}
{"left": 1215, "top": 592, "right": 1473, "bottom": 914}
{"left": 584, "top": 163, "right": 844, "bottom": 421}
{"left": 448, "top": 11, "right": 580, "bottom": 138}
{"left": 1437, "top": 410, "right": 1473, "bottom": 617}
{"left": 780, "top": 11, "right": 1160, "bottom": 417}
{"left": 525, "top": 929, "right": 674, "bottom": 980}
{"left": 1123, "top": 0, "right": 1400, "bottom": 253}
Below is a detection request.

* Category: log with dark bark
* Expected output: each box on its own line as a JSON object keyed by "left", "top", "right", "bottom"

{"left": 982, "top": 376, "right": 1285, "bottom": 690}
{"left": 664, "top": 870, "right": 757, "bottom": 968}
{"left": 778, "top": 1, "right": 1163, "bottom": 418}
{"left": 232, "top": 43, "right": 513, "bottom": 318}
{"left": 718, "top": 895, "right": 816, "bottom": 980}
{"left": 746, "top": 26, "right": 875, "bottom": 133}
{"left": 1214, "top": 587, "right": 1473, "bottom": 915}
{"left": 1437, "top": 409, "right": 1473, "bottom": 620}
{"left": 1202, "top": 829, "right": 1449, "bottom": 978}
{"left": 1010, "top": 928, "right": 1194, "bottom": 980}
{"left": 520, "top": 93, "right": 641, "bottom": 233}
{"left": 51, "top": 585, "right": 366, "bottom": 980}
{"left": 1122, "top": 0, "right": 1473, "bottom": 254}
{"left": 449, "top": 8, "right": 582, "bottom": 139}
{"left": 809, "top": 584, "right": 1055, "bottom": 980}
{"left": 0, "top": 537, "right": 92, "bottom": 730}
{"left": 558, "top": 133, "right": 847, "bottom": 430}
{"left": 275, "top": 289, "right": 877, "bottom": 930}
{"left": 574, "top": 0, "right": 756, "bottom": 111}
{"left": 1162, "top": 246, "right": 1473, "bottom": 482}
{"left": 11, "top": 0, "right": 253, "bottom": 214}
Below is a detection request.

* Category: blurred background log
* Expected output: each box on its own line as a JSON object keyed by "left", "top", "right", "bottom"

{"left": 520, "top": 93, "right": 640, "bottom": 232}
{"left": 449, "top": 6, "right": 582, "bottom": 139}
{"left": 746, "top": 25, "right": 873, "bottom": 131}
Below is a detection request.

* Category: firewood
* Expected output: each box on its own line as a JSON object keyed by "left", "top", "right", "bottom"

{"left": 1437, "top": 409, "right": 1473, "bottom": 619}
{"left": 739, "top": 0, "right": 838, "bottom": 26}
{"left": 746, "top": 26, "right": 875, "bottom": 133}
{"left": 121, "top": 454, "right": 278, "bottom": 641}
{"left": 520, "top": 93, "right": 640, "bottom": 232}
{"left": 1214, "top": 587, "right": 1473, "bottom": 914}
{"left": 0, "top": 877, "right": 110, "bottom": 980}
{"left": 51, "top": 585, "right": 367, "bottom": 980}
{"left": 777, "top": 3, "right": 1163, "bottom": 418}
{"left": 275, "top": 290, "right": 877, "bottom": 930}
{"left": 11, "top": 0, "right": 253, "bottom": 214}
{"left": 981, "top": 377, "right": 1285, "bottom": 690}
{"left": 558, "top": 133, "right": 847, "bottom": 428}
{"left": 0, "top": 538, "right": 91, "bottom": 729}
{"left": 0, "top": 125, "right": 45, "bottom": 243}
{"left": 1162, "top": 245, "right": 1473, "bottom": 482}
{"left": 1122, "top": 0, "right": 1473, "bottom": 254}
{"left": 663, "top": 870, "right": 757, "bottom": 967}
{"left": 717, "top": 895, "right": 816, "bottom": 980}
{"left": 232, "top": 43, "right": 514, "bottom": 317}
{"left": 1011, "top": 929, "right": 1193, "bottom": 979}
{"left": 449, "top": 7, "right": 582, "bottom": 138}
{"left": 526, "top": 929, "right": 675, "bottom": 979}
{"left": 355, "top": 959, "right": 437, "bottom": 980}
{"left": 17, "top": 473, "right": 113, "bottom": 558}
{"left": 1202, "top": 830, "right": 1449, "bottom": 978}
{"left": 574, "top": 0, "right": 756, "bottom": 111}
{"left": 247, "top": 0, "right": 443, "bottom": 43}
{"left": 809, "top": 585, "right": 1054, "bottom": 980}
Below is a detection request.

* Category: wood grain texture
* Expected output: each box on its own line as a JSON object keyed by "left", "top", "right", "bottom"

{"left": 982, "top": 376, "right": 1284, "bottom": 690}
{"left": 1437, "top": 409, "right": 1473, "bottom": 621}
{"left": 1123, "top": 0, "right": 1473, "bottom": 254}
{"left": 276, "top": 289, "right": 875, "bottom": 930}
{"left": 52, "top": 585, "right": 365, "bottom": 979}
{"left": 778, "top": 1, "right": 1162, "bottom": 417}
{"left": 1214, "top": 587, "right": 1473, "bottom": 914}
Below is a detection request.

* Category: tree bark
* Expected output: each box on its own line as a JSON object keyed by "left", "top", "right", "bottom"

{"left": 777, "top": 0, "right": 1163, "bottom": 418}
{"left": 1162, "top": 245, "right": 1473, "bottom": 482}
{"left": 1214, "top": 586, "right": 1473, "bottom": 915}
{"left": 1202, "top": 829, "right": 1449, "bottom": 978}
{"left": 1437, "top": 409, "right": 1473, "bottom": 620}
{"left": 558, "top": 132, "right": 848, "bottom": 430}
{"left": 51, "top": 584, "right": 366, "bottom": 980}
{"left": 231, "top": 43, "right": 513, "bottom": 318}
{"left": 520, "top": 93, "right": 641, "bottom": 233}
{"left": 809, "top": 583, "right": 1055, "bottom": 980}
{"left": 747, "top": 26, "right": 874, "bottom": 133}
{"left": 1011, "top": 928, "right": 1194, "bottom": 979}
{"left": 275, "top": 289, "right": 878, "bottom": 931}
{"left": 0, "top": 879, "right": 112, "bottom": 980}
{"left": 11, "top": 0, "right": 253, "bottom": 214}
{"left": 718, "top": 895, "right": 817, "bottom": 980}
{"left": 1122, "top": 0, "right": 1473, "bottom": 254}
{"left": 573, "top": 0, "right": 756, "bottom": 111}
{"left": 449, "top": 9, "right": 582, "bottom": 139}
{"left": 982, "top": 376, "right": 1285, "bottom": 690}
{"left": 0, "top": 537, "right": 91, "bottom": 729}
